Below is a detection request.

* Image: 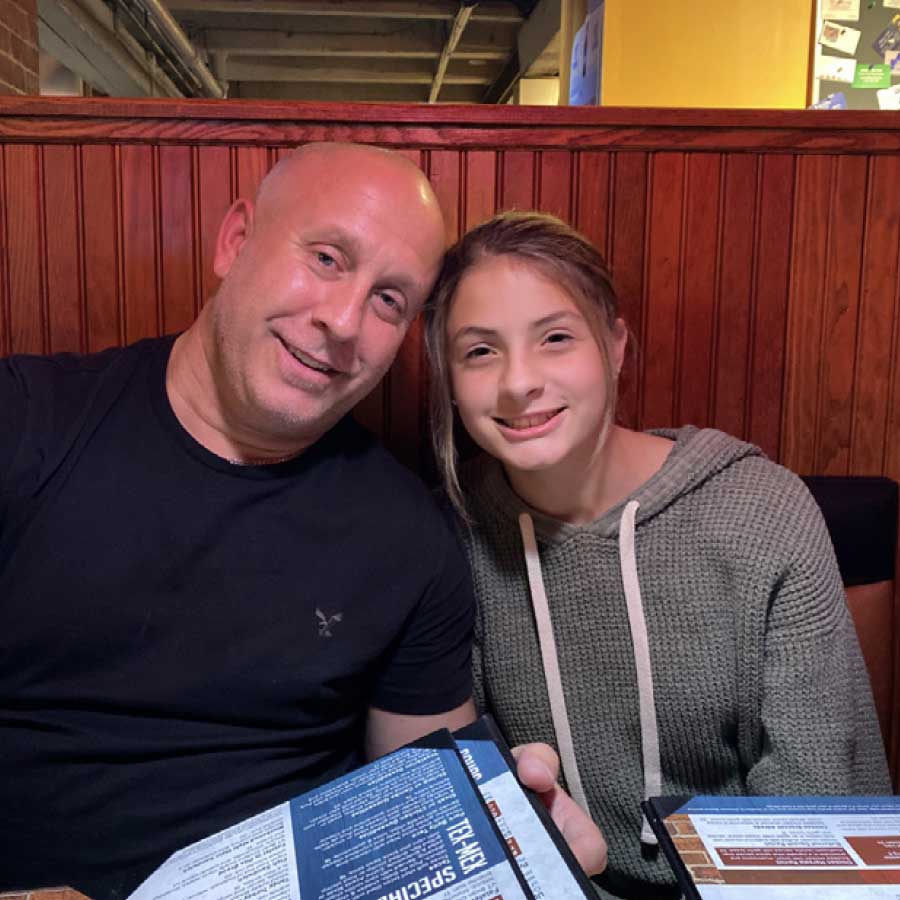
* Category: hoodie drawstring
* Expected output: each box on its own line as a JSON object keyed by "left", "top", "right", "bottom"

{"left": 520, "top": 501, "right": 662, "bottom": 847}
{"left": 519, "top": 512, "right": 591, "bottom": 816}
{"left": 618, "top": 500, "right": 661, "bottom": 844}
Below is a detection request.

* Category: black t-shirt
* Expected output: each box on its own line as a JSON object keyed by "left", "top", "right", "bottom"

{"left": 0, "top": 336, "right": 473, "bottom": 893}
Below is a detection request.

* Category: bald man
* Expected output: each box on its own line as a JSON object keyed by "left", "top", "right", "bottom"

{"left": 0, "top": 144, "right": 603, "bottom": 896}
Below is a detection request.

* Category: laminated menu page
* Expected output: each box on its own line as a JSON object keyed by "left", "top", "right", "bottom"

{"left": 643, "top": 795, "right": 900, "bottom": 900}
{"left": 127, "top": 718, "right": 592, "bottom": 900}
{"left": 454, "top": 716, "right": 595, "bottom": 899}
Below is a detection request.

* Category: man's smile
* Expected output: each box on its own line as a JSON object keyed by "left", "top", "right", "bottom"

{"left": 277, "top": 334, "right": 344, "bottom": 377}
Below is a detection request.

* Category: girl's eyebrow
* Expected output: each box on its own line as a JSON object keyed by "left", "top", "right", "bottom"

{"left": 449, "top": 309, "right": 580, "bottom": 344}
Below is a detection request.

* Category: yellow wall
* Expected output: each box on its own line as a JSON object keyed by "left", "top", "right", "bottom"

{"left": 601, "top": 0, "right": 813, "bottom": 108}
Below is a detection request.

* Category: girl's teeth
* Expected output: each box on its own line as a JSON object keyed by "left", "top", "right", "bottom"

{"left": 505, "top": 411, "right": 557, "bottom": 429}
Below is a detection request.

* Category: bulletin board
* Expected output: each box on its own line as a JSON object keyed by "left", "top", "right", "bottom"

{"left": 813, "top": 0, "right": 900, "bottom": 108}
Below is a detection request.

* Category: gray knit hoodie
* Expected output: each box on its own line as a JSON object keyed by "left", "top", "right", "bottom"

{"left": 459, "top": 426, "right": 890, "bottom": 899}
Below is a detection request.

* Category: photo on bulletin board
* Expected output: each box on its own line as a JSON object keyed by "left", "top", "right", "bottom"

{"left": 813, "top": 0, "right": 900, "bottom": 108}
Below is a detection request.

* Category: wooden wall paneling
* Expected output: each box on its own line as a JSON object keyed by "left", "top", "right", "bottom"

{"left": 879, "top": 164, "right": 900, "bottom": 487}
{"left": 641, "top": 151, "right": 685, "bottom": 429}
{"left": 746, "top": 154, "right": 794, "bottom": 461}
{"left": 574, "top": 151, "right": 611, "bottom": 262}
{"left": 428, "top": 150, "right": 462, "bottom": 244}
{"left": 499, "top": 150, "right": 535, "bottom": 212}
{"left": 816, "top": 154, "right": 867, "bottom": 476}
{"left": 41, "top": 145, "right": 83, "bottom": 353}
{"left": 158, "top": 147, "right": 197, "bottom": 335}
{"left": 387, "top": 148, "right": 428, "bottom": 467}
{"left": 609, "top": 151, "right": 649, "bottom": 430}
{"left": 196, "top": 147, "right": 232, "bottom": 307}
{"left": 0, "top": 146, "right": 8, "bottom": 357}
{"left": 120, "top": 145, "right": 160, "bottom": 343}
{"left": 536, "top": 150, "right": 572, "bottom": 222}
{"left": 463, "top": 151, "right": 497, "bottom": 230}
{"left": 712, "top": 154, "right": 758, "bottom": 442}
{"left": 4, "top": 144, "right": 44, "bottom": 354}
{"left": 850, "top": 155, "right": 900, "bottom": 477}
{"left": 235, "top": 146, "right": 271, "bottom": 200}
{"left": 676, "top": 152, "right": 721, "bottom": 432}
{"left": 782, "top": 155, "right": 834, "bottom": 474}
{"left": 81, "top": 146, "right": 122, "bottom": 352}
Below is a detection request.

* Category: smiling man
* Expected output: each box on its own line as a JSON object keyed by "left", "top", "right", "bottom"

{"left": 0, "top": 143, "right": 604, "bottom": 897}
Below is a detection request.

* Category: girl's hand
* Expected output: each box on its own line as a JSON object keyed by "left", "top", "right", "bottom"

{"left": 512, "top": 742, "right": 608, "bottom": 877}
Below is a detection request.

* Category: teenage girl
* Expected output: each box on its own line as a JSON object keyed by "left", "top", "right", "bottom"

{"left": 424, "top": 211, "right": 890, "bottom": 899}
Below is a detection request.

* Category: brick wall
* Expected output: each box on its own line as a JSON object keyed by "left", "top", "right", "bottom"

{"left": 0, "top": 0, "right": 39, "bottom": 95}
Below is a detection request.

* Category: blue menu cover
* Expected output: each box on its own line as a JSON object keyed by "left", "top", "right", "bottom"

{"left": 127, "top": 728, "right": 534, "bottom": 900}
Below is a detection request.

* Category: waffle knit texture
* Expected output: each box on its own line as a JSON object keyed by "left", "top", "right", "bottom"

{"left": 459, "top": 426, "right": 891, "bottom": 899}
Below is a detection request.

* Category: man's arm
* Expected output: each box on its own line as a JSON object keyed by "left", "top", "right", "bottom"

{"left": 364, "top": 698, "right": 477, "bottom": 760}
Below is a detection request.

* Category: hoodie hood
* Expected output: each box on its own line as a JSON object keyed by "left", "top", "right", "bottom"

{"left": 466, "top": 425, "right": 764, "bottom": 544}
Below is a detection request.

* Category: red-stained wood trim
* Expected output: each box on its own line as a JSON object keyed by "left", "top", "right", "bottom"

{"left": 120, "top": 145, "right": 160, "bottom": 343}
{"left": 0, "top": 146, "right": 8, "bottom": 358}
{"left": 159, "top": 146, "right": 197, "bottom": 335}
{"left": 573, "top": 151, "right": 610, "bottom": 261}
{"left": 499, "top": 150, "right": 535, "bottom": 212}
{"left": 713, "top": 154, "right": 758, "bottom": 441}
{"left": 816, "top": 154, "right": 867, "bottom": 476}
{"left": 427, "top": 149, "right": 461, "bottom": 243}
{"left": 676, "top": 153, "right": 720, "bottom": 432}
{"left": 196, "top": 146, "right": 232, "bottom": 308}
{"left": 81, "top": 145, "right": 122, "bottom": 352}
{"left": 463, "top": 150, "right": 496, "bottom": 230}
{"left": 5, "top": 145, "right": 45, "bottom": 354}
{"left": 782, "top": 155, "right": 834, "bottom": 474}
{"left": 536, "top": 150, "right": 572, "bottom": 223}
{"left": 610, "top": 151, "right": 648, "bottom": 430}
{"left": 642, "top": 152, "right": 684, "bottom": 429}
{"left": 42, "top": 144, "right": 84, "bottom": 353}
{"left": 747, "top": 154, "right": 794, "bottom": 460}
{"left": 2, "top": 100, "right": 900, "bottom": 153}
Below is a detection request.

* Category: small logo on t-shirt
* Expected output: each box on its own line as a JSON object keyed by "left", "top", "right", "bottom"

{"left": 316, "top": 607, "right": 343, "bottom": 638}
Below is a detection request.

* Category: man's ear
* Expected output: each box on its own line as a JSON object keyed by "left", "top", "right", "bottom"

{"left": 213, "top": 199, "right": 254, "bottom": 279}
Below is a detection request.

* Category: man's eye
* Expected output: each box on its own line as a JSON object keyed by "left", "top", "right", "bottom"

{"left": 316, "top": 251, "right": 336, "bottom": 267}
{"left": 375, "top": 293, "right": 406, "bottom": 320}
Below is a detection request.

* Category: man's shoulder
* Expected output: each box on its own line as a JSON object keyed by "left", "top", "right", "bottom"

{"left": 315, "top": 417, "right": 454, "bottom": 532}
{"left": 2, "top": 336, "right": 168, "bottom": 403}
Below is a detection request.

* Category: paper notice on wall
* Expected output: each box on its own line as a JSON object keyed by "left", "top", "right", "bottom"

{"left": 817, "top": 54, "right": 856, "bottom": 82}
{"left": 885, "top": 0, "right": 900, "bottom": 9}
{"left": 819, "top": 21, "right": 862, "bottom": 54}
{"left": 810, "top": 91, "right": 848, "bottom": 108}
{"left": 853, "top": 63, "right": 891, "bottom": 87}
{"left": 877, "top": 83, "right": 900, "bottom": 107}
{"left": 873, "top": 16, "right": 900, "bottom": 54}
{"left": 823, "top": 0, "right": 860, "bottom": 20}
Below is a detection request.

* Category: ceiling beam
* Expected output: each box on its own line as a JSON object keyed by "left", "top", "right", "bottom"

{"left": 429, "top": 2, "right": 476, "bottom": 103}
{"left": 230, "top": 80, "right": 484, "bottom": 102}
{"left": 224, "top": 57, "right": 492, "bottom": 84}
{"left": 164, "top": 1, "right": 523, "bottom": 23}
{"left": 199, "top": 28, "right": 506, "bottom": 60}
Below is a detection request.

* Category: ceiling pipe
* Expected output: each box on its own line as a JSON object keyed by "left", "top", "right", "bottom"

{"left": 137, "top": 0, "right": 226, "bottom": 97}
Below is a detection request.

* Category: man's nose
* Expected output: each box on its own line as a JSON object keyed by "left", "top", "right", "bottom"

{"left": 312, "top": 283, "right": 367, "bottom": 343}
